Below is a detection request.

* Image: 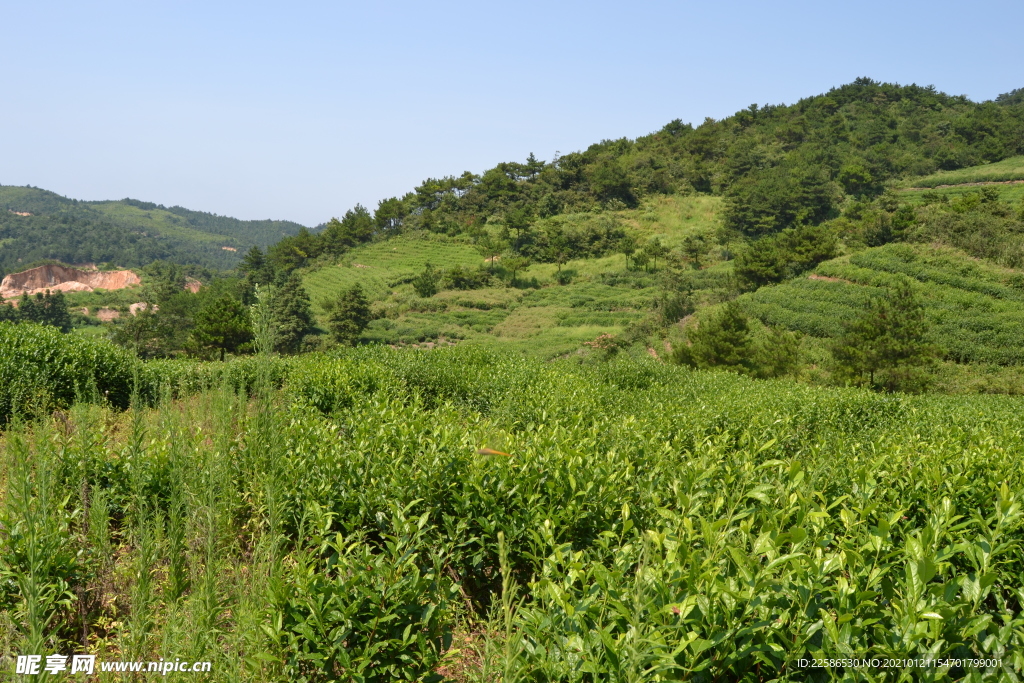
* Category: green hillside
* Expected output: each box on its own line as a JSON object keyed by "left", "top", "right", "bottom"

{"left": 906, "top": 155, "right": 1024, "bottom": 188}
{"left": 25, "top": 77, "right": 1022, "bottom": 394}
{"left": 256, "top": 80, "right": 1024, "bottom": 371}
{"left": 745, "top": 242, "right": 1024, "bottom": 364}
{"left": 7, "top": 78, "right": 1024, "bottom": 681}
{"left": 301, "top": 195, "right": 727, "bottom": 357}
{"left": 0, "top": 185, "right": 309, "bottom": 274}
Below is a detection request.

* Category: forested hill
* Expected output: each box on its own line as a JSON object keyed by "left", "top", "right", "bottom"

{"left": 0, "top": 185, "right": 310, "bottom": 275}
{"left": 266, "top": 78, "right": 1024, "bottom": 269}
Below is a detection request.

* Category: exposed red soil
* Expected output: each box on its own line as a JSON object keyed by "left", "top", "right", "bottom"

{"left": 808, "top": 273, "right": 854, "bottom": 284}
{"left": 0, "top": 265, "right": 141, "bottom": 299}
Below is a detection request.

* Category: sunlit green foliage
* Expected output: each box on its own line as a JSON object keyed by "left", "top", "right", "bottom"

{"left": 190, "top": 294, "right": 253, "bottom": 361}
{"left": 323, "top": 284, "right": 371, "bottom": 346}
{"left": 745, "top": 242, "right": 1024, "bottom": 366}
{"left": 1, "top": 347, "right": 1023, "bottom": 679}
{"left": 0, "top": 290, "right": 73, "bottom": 332}
{"left": 0, "top": 322, "right": 137, "bottom": 424}
{"left": 0, "top": 186, "right": 309, "bottom": 274}
{"left": 832, "top": 282, "right": 941, "bottom": 391}
{"left": 907, "top": 155, "right": 1024, "bottom": 188}
{"left": 734, "top": 224, "right": 839, "bottom": 290}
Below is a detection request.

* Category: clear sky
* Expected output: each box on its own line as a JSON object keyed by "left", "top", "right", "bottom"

{"left": 1, "top": 0, "right": 1022, "bottom": 226}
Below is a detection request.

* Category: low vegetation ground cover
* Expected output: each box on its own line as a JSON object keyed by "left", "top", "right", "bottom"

{"left": 744, "top": 242, "right": 1024, "bottom": 365}
{"left": 6, "top": 78, "right": 1024, "bottom": 682}
{"left": 0, "top": 340, "right": 1022, "bottom": 681}
{"left": 905, "top": 156, "right": 1024, "bottom": 188}
{"left": 900, "top": 183, "right": 1024, "bottom": 206}
{"left": 300, "top": 196, "right": 724, "bottom": 356}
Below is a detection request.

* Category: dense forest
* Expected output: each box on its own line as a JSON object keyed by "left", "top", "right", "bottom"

{"left": 0, "top": 186, "right": 309, "bottom": 275}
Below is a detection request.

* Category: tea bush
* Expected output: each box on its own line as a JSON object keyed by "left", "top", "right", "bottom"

{"left": 745, "top": 243, "right": 1024, "bottom": 364}
{"left": 1, "top": 346, "right": 1022, "bottom": 680}
{"left": 0, "top": 322, "right": 138, "bottom": 424}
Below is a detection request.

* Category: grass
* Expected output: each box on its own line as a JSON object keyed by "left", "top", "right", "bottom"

{"left": 905, "top": 155, "right": 1024, "bottom": 188}
{"left": 63, "top": 285, "right": 148, "bottom": 311}
{"left": 70, "top": 325, "right": 107, "bottom": 339}
{"left": 88, "top": 201, "right": 246, "bottom": 248}
{"left": 899, "top": 182, "right": 1024, "bottom": 205}
{"left": 302, "top": 232, "right": 482, "bottom": 312}
{"left": 302, "top": 196, "right": 728, "bottom": 356}
{"left": 1, "top": 347, "right": 1023, "bottom": 680}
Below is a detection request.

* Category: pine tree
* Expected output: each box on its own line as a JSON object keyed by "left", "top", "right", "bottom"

{"left": 240, "top": 246, "right": 276, "bottom": 303}
{"left": 19, "top": 290, "right": 72, "bottom": 332}
{"left": 502, "top": 254, "right": 530, "bottom": 286}
{"left": 269, "top": 274, "right": 315, "bottom": 354}
{"left": 323, "top": 284, "right": 371, "bottom": 346}
{"left": 645, "top": 237, "right": 668, "bottom": 271}
{"left": 751, "top": 326, "right": 801, "bottom": 379}
{"left": 676, "top": 301, "right": 755, "bottom": 372}
{"left": 412, "top": 263, "right": 439, "bottom": 298}
{"left": 190, "top": 294, "right": 253, "bottom": 360}
{"left": 0, "top": 302, "right": 19, "bottom": 322}
{"left": 832, "top": 282, "right": 939, "bottom": 391}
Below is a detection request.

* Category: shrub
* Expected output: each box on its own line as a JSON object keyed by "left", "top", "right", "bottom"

{"left": 412, "top": 263, "right": 440, "bottom": 298}
{"left": 734, "top": 223, "right": 839, "bottom": 290}
{"left": 0, "top": 322, "right": 138, "bottom": 425}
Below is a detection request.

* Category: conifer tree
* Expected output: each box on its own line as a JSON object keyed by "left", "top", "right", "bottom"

{"left": 676, "top": 301, "right": 755, "bottom": 372}
{"left": 832, "top": 282, "right": 939, "bottom": 391}
{"left": 323, "top": 284, "right": 371, "bottom": 346}
{"left": 19, "top": 290, "right": 72, "bottom": 332}
{"left": 269, "top": 273, "right": 315, "bottom": 354}
{"left": 412, "top": 263, "right": 439, "bottom": 298}
{"left": 190, "top": 294, "right": 253, "bottom": 360}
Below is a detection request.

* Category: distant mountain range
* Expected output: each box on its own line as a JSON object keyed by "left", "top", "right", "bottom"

{"left": 0, "top": 185, "right": 312, "bottom": 275}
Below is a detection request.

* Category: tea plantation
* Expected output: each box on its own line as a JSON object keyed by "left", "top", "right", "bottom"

{"left": 745, "top": 242, "right": 1024, "bottom": 365}
{"left": 1, "top": 326, "right": 1021, "bottom": 681}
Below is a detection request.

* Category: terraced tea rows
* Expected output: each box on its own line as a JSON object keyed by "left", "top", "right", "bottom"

{"left": 745, "top": 242, "right": 1024, "bottom": 364}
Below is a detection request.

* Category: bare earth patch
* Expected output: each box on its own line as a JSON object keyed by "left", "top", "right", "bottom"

{"left": 0, "top": 264, "right": 141, "bottom": 299}
{"left": 904, "top": 179, "right": 1024, "bottom": 190}
{"left": 808, "top": 273, "right": 854, "bottom": 284}
{"left": 435, "top": 630, "right": 485, "bottom": 682}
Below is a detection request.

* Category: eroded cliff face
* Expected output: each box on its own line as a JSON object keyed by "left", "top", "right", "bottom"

{"left": 0, "top": 265, "right": 141, "bottom": 298}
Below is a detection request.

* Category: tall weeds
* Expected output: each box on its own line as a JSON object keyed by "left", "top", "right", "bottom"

{"left": 0, "top": 347, "right": 1022, "bottom": 680}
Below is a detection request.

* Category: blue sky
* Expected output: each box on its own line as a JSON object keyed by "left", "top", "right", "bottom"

{"left": 1, "top": 0, "right": 1021, "bottom": 226}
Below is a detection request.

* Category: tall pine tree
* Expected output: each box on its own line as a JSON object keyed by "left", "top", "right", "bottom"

{"left": 832, "top": 282, "right": 940, "bottom": 392}
{"left": 269, "top": 273, "right": 315, "bottom": 353}
{"left": 190, "top": 294, "right": 253, "bottom": 361}
{"left": 675, "top": 301, "right": 755, "bottom": 373}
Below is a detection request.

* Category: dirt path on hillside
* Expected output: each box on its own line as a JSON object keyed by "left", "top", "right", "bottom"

{"left": 903, "top": 179, "right": 1024, "bottom": 191}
